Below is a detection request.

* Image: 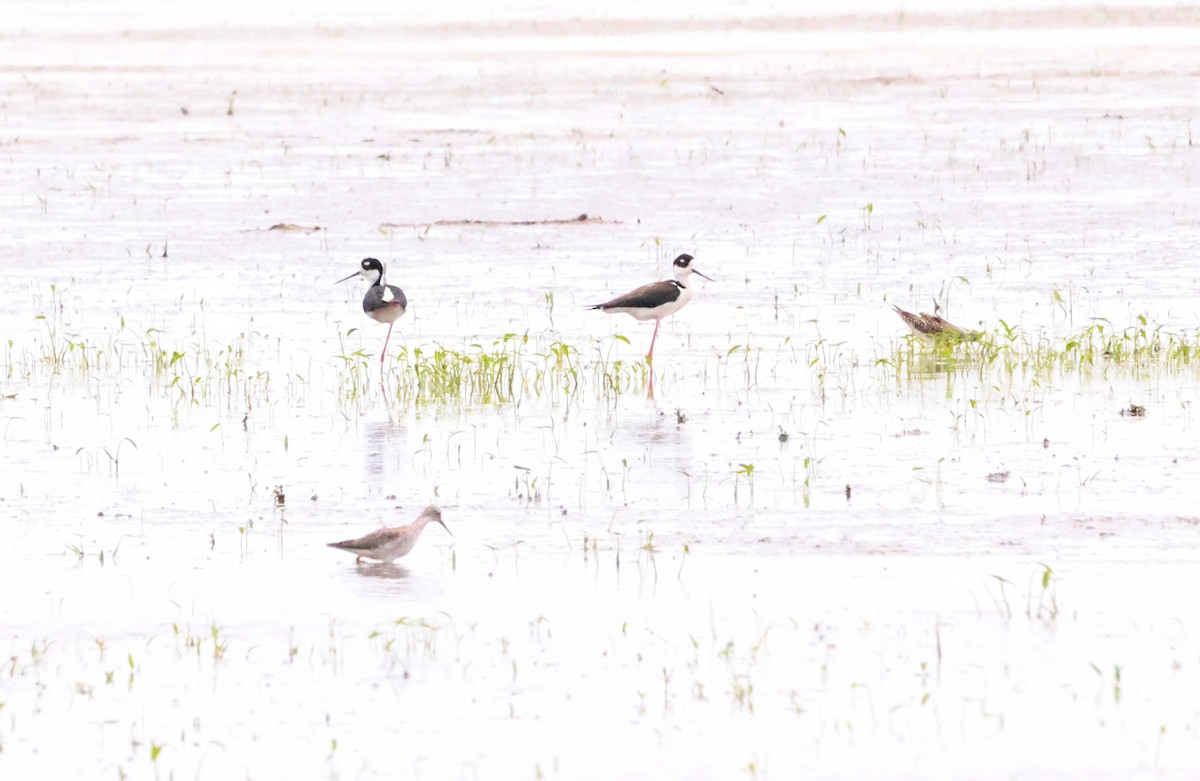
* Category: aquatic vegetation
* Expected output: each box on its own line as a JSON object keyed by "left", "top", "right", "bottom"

{"left": 733, "top": 462, "right": 755, "bottom": 505}
{"left": 10, "top": 314, "right": 263, "bottom": 406}
{"left": 11, "top": 309, "right": 1200, "bottom": 418}
{"left": 365, "top": 333, "right": 655, "bottom": 406}
{"left": 8, "top": 317, "right": 665, "bottom": 411}
{"left": 880, "top": 316, "right": 1200, "bottom": 384}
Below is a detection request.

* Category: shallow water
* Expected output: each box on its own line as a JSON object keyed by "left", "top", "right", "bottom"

{"left": 2, "top": 2, "right": 1200, "bottom": 779}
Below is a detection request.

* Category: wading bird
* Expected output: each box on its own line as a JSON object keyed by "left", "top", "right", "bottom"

{"left": 590, "top": 253, "right": 713, "bottom": 362}
{"left": 337, "top": 258, "right": 407, "bottom": 364}
{"left": 892, "top": 303, "right": 977, "bottom": 340}
{"left": 327, "top": 505, "right": 450, "bottom": 564}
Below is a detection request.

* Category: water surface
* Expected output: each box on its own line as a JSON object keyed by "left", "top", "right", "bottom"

{"left": 2, "top": 2, "right": 1199, "bottom": 778}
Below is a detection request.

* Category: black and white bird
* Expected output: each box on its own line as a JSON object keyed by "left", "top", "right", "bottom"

{"left": 337, "top": 258, "right": 408, "bottom": 364}
{"left": 590, "top": 253, "right": 713, "bottom": 362}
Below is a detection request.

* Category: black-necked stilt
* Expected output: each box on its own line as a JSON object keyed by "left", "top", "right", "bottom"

{"left": 892, "top": 303, "right": 977, "bottom": 340}
{"left": 327, "top": 505, "right": 450, "bottom": 564}
{"left": 590, "top": 253, "right": 713, "bottom": 362}
{"left": 337, "top": 258, "right": 408, "bottom": 364}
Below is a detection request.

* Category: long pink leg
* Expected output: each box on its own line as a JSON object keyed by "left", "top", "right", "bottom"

{"left": 380, "top": 322, "right": 394, "bottom": 365}
{"left": 647, "top": 319, "right": 662, "bottom": 363}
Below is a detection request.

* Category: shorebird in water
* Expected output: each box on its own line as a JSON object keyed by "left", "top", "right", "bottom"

{"left": 337, "top": 258, "right": 408, "bottom": 364}
{"left": 590, "top": 253, "right": 713, "bottom": 362}
{"left": 327, "top": 505, "right": 450, "bottom": 564}
{"left": 892, "top": 302, "right": 978, "bottom": 340}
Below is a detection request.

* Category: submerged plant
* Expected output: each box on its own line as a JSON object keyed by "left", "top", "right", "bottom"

{"left": 376, "top": 333, "right": 652, "bottom": 406}
{"left": 882, "top": 315, "right": 1200, "bottom": 384}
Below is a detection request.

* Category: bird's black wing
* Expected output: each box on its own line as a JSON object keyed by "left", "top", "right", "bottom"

{"left": 592, "top": 280, "right": 682, "bottom": 310}
{"left": 363, "top": 284, "right": 407, "bottom": 315}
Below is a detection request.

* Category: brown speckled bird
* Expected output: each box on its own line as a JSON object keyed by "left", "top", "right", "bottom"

{"left": 892, "top": 304, "right": 974, "bottom": 339}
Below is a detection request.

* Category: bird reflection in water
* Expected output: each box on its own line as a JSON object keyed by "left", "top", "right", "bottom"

{"left": 353, "top": 562, "right": 411, "bottom": 580}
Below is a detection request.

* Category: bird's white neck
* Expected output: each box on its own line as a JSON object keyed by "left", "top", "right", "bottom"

{"left": 675, "top": 280, "right": 695, "bottom": 305}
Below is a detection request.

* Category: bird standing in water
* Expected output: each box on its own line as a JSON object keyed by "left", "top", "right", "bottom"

{"left": 590, "top": 253, "right": 713, "bottom": 363}
{"left": 892, "top": 303, "right": 976, "bottom": 340}
{"left": 337, "top": 258, "right": 407, "bottom": 364}
{"left": 327, "top": 505, "right": 451, "bottom": 564}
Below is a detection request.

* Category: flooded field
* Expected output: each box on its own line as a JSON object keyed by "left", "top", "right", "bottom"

{"left": 3, "top": 1, "right": 1200, "bottom": 778}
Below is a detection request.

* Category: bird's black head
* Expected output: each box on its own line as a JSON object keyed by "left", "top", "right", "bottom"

{"left": 337, "top": 257, "right": 386, "bottom": 286}
{"left": 671, "top": 252, "right": 713, "bottom": 283}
